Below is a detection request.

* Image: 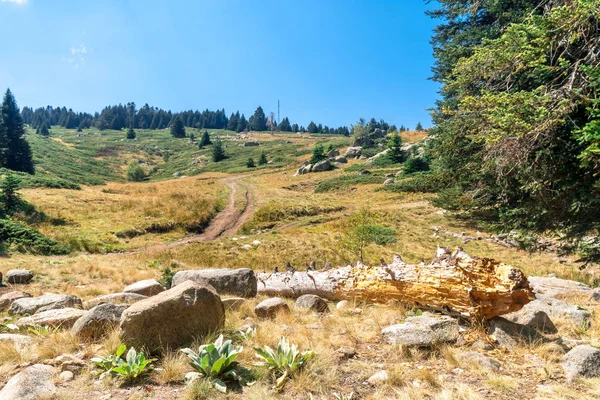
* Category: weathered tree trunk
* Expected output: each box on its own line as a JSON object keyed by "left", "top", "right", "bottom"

{"left": 256, "top": 248, "right": 534, "bottom": 320}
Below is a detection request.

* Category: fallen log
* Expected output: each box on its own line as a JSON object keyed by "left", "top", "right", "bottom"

{"left": 256, "top": 247, "right": 534, "bottom": 320}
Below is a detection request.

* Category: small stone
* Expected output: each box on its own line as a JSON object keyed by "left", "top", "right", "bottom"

{"left": 471, "top": 339, "right": 494, "bottom": 352}
{"left": 60, "top": 371, "right": 74, "bottom": 382}
{"left": 561, "top": 345, "right": 600, "bottom": 381}
{"left": 336, "top": 300, "right": 351, "bottom": 310}
{"left": 6, "top": 270, "right": 34, "bottom": 285}
{"left": 457, "top": 352, "right": 501, "bottom": 371}
{"left": 295, "top": 294, "right": 329, "bottom": 313}
{"left": 123, "top": 279, "right": 165, "bottom": 297}
{"left": 383, "top": 179, "right": 394, "bottom": 185}
{"left": 337, "top": 346, "right": 357, "bottom": 359}
{"left": 367, "top": 370, "right": 389, "bottom": 385}
{"left": 254, "top": 298, "right": 290, "bottom": 319}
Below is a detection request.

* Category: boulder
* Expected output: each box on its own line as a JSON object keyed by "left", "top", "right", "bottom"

{"left": 83, "top": 292, "right": 147, "bottom": 309}
{"left": 8, "top": 294, "right": 82, "bottom": 316}
{"left": 345, "top": 147, "right": 362, "bottom": 159}
{"left": 521, "top": 297, "right": 591, "bottom": 326}
{"left": 222, "top": 297, "right": 246, "bottom": 311}
{"left": 172, "top": 268, "right": 257, "bottom": 297}
{"left": 589, "top": 288, "right": 600, "bottom": 303}
{"left": 0, "top": 334, "right": 33, "bottom": 351}
{"left": 502, "top": 309, "right": 557, "bottom": 334}
{"left": 119, "top": 281, "right": 225, "bottom": 352}
{"left": 123, "top": 279, "right": 165, "bottom": 297}
{"left": 381, "top": 314, "right": 459, "bottom": 347}
{"left": 72, "top": 303, "right": 127, "bottom": 340}
{"left": 366, "top": 149, "right": 390, "bottom": 165}
{"left": 356, "top": 169, "right": 371, "bottom": 176}
{"left": 561, "top": 345, "right": 600, "bottom": 380}
{"left": 254, "top": 297, "right": 290, "bottom": 319}
{"left": 334, "top": 156, "right": 348, "bottom": 164}
{"left": 528, "top": 276, "right": 592, "bottom": 298}
{"left": 6, "top": 269, "right": 34, "bottom": 284}
{"left": 0, "top": 291, "right": 31, "bottom": 312}
{"left": 0, "top": 364, "right": 56, "bottom": 400}
{"left": 457, "top": 352, "right": 500, "bottom": 371}
{"left": 336, "top": 300, "right": 351, "bottom": 310}
{"left": 295, "top": 294, "right": 329, "bottom": 313}
{"left": 16, "top": 308, "right": 86, "bottom": 329}
{"left": 488, "top": 317, "right": 547, "bottom": 350}
{"left": 48, "top": 354, "right": 87, "bottom": 373}
{"left": 244, "top": 142, "right": 260, "bottom": 147}
{"left": 59, "top": 371, "right": 74, "bottom": 382}
{"left": 311, "top": 159, "right": 331, "bottom": 172}
{"left": 326, "top": 149, "right": 340, "bottom": 158}
{"left": 383, "top": 179, "right": 395, "bottom": 185}
{"left": 367, "top": 370, "right": 389, "bottom": 385}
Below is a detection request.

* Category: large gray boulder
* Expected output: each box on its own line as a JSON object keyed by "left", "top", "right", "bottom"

{"left": 502, "top": 308, "right": 557, "bottom": 334}
{"left": 488, "top": 317, "right": 547, "bottom": 350}
{"left": 0, "top": 364, "right": 56, "bottom": 400}
{"left": 294, "top": 164, "right": 312, "bottom": 176}
{"left": 345, "top": 147, "right": 362, "bottom": 159}
{"left": 381, "top": 314, "right": 459, "bottom": 347}
{"left": 334, "top": 156, "right": 348, "bottom": 164}
{"left": 522, "top": 297, "right": 591, "bottom": 326}
{"left": 8, "top": 293, "right": 82, "bottom": 316}
{"left": 119, "top": 280, "right": 225, "bottom": 352}
{"left": 311, "top": 159, "right": 331, "bottom": 172}
{"left": 83, "top": 292, "right": 147, "bottom": 309}
{"left": 123, "top": 279, "right": 165, "bottom": 297}
{"left": 528, "top": 276, "right": 592, "bottom": 298}
{"left": 0, "top": 291, "right": 31, "bottom": 312}
{"left": 561, "top": 345, "right": 600, "bottom": 380}
{"left": 72, "top": 303, "right": 127, "bottom": 340}
{"left": 16, "top": 308, "right": 86, "bottom": 329}
{"left": 326, "top": 149, "right": 340, "bottom": 158}
{"left": 295, "top": 294, "right": 329, "bottom": 313}
{"left": 254, "top": 297, "right": 290, "bottom": 319}
{"left": 6, "top": 270, "right": 34, "bottom": 284}
{"left": 366, "top": 149, "right": 390, "bottom": 165}
{"left": 172, "top": 268, "right": 257, "bottom": 297}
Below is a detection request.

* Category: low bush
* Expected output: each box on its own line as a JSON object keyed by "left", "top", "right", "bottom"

{"left": 314, "top": 175, "right": 385, "bottom": 193}
{"left": 402, "top": 157, "right": 430, "bottom": 174}
{"left": 91, "top": 345, "right": 156, "bottom": 382}
{"left": 0, "top": 219, "right": 70, "bottom": 255}
{"left": 252, "top": 202, "right": 345, "bottom": 223}
{"left": 379, "top": 171, "right": 453, "bottom": 193}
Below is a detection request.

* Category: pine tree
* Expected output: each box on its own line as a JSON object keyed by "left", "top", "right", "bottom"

{"left": 236, "top": 114, "right": 248, "bottom": 132}
{"left": 0, "top": 174, "right": 21, "bottom": 216}
{"left": 126, "top": 126, "right": 136, "bottom": 139}
{"left": 227, "top": 112, "right": 239, "bottom": 131}
{"left": 249, "top": 106, "right": 267, "bottom": 131}
{"left": 387, "top": 132, "right": 404, "bottom": 163}
{"left": 258, "top": 151, "right": 267, "bottom": 165}
{"left": 310, "top": 143, "right": 326, "bottom": 164}
{"left": 200, "top": 130, "right": 212, "bottom": 146}
{"left": 307, "top": 121, "right": 318, "bottom": 133}
{"left": 170, "top": 117, "right": 186, "bottom": 138}
{"left": 415, "top": 122, "right": 423, "bottom": 131}
{"left": 0, "top": 89, "right": 34, "bottom": 174}
{"left": 211, "top": 137, "right": 226, "bottom": 162}
{"left": 246, "top": 158, "right": 255, "bottom": 168}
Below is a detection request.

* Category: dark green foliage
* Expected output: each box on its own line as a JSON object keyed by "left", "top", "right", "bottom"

{"left": 307, "top": 122, "right": 318, "bottom": 134}
{"left": 278, "top": 117, "right": 292, "bottom": 132}
{"left": 0, "top": 174, "right": 21, "bottom": 216}
{"left": 415, "top": 122, "right": 423, "bottom": 131}
{"left": 379, "top": 171, "right": 453, "bottom": 194}
{"left": 402, "top": 157, "right": 430, "bottom": 175}
{"left": 249, "top": 106, "right": 267, "bottom": 131}
{"left": 1, "top": 89, "right": 34, "bottom": 174}
{"left": 0, "top": 219, "right": 70, "bottom": 255}
{"left": 200, "top": 130, "right": 212, "bottom": 146}
{"left": 126, "top": 161, "right": 146, "bottom": 182}
{"left": 258, "top": 152, "right": 268, "bottom": 165}
{"left": 126, "top": 127, "right": 136, "bottom": 140}
{"left": 387, "top": 132, "right": 404, "bottom": 163}
{"left": 211, "top": 138, "right": 226, "bottom": 162}
{"left": 309, "top": 144, "right": 326, "bottom": 164}
{"left": 159, "top": 266, "right": 176, "bottom": 288}
{"left": 170, "top": 117, "right": 186, "bottom": 138}
{"left": 236, "top": 114, "right": 248, "bottom": 132}
{"left": 246, "top": 158, "right": 255, "bottom": 168}
{"left": 315, "top": 174, "right": 386, "bottom": 193}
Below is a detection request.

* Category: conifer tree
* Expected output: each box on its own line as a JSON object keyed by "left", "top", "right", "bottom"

{"left": 249, "top": 106, "right": 267, "bottom": 131}
{"left": 258, "top": 151, "right": 268, "bottom": 165}
{"left": 236, "top": 114, "right": 248, "bottom": 132}
{"left": 415, "top": 122, "right": 423, "bottom": 131}
{"left": 0, "top": 174, "right": 21, "bottom": 216}
{"left": 211, "top": 137, "right": 226, "bottom": 162}
{"left": 170, "top": 117, "right": 186, "bottom": 138}
{"left": 246, "top": 157, "right": 255, "bottom": 168}
{"left": 200, "top": 130, "right": 212, "bottom": 146}
{"left": 126, "top": 126, "right": 136, "bottom": 139}
{"left": 387, "top": 132, "right": 404, "bottom": 163}
{"left": 310, "top": 143, "right": 326, "bottom": 164}
{"left": 0, "top": 89, "right": 34, "bottom": 174}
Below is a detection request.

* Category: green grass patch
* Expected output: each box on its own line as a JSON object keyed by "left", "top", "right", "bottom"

{"left": 0, "top": 219, "right": 70, "bottom": 255}
{"left": 314, "top": 174, "right": 387, "bottom": 193}
{"left": 378, "top": 171, "right": 453, "bottom": 193}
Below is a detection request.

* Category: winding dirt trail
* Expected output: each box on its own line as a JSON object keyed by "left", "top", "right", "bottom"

{"left": 127, "top": 176, "right": 254, "bottom": 255}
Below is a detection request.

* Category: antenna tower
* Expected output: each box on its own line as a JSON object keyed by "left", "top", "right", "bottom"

{"left": 277, "top": 100, "right": 280, "bottom": 125}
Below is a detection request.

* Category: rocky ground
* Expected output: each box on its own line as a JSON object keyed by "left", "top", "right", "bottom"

{"left": 1, "top": 259, "right": 599, "bottom": 400}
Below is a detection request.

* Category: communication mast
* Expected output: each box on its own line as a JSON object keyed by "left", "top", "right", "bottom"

{"left": 277, "top": 100, "right": 280, "bottom": 125}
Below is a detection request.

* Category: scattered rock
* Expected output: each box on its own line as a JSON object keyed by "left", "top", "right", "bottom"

{"left": 172, "top": 268, "right": 257, "bottom": 297}
{"left": 326, "top": 149, "right": 340, "bottom": 158}
{"left": 0, "top": 291, "right": 31, "bottom": 312}
{"left": 311, "top": 159, "right": 331, "bottom": 172}
{"left": 16, "top": 308, "right": 86, "bottom": 329}
{"left": 48, "top": 354, "right": 86, "bottom": 373}
{"left": 254, "top": 297, "right": 290, "bottom": 319}
{"left": 589, "top": 288, "right": 600, "bottom": 303}
{"left": 119, "top": 281, "right": 225, "bottom": 352}
{"left": 383, "top": 178, "right": 395, "bottom": 185}
{"left": 333, "top": 155, "right": 347, "bottom": 164}
{"left": 381, "top": 314, "right": 459, "bottom": 347}
{"left": 356, "top": 169, "right": 371, "bottom": 176}
{"left": 59, "top": 370, "right": 74, "bottom": 382}
{"left": 457, "top": 352, "right": 501, "bottom": 371}
{"left": 123, "top": 279, "right": 165, "bottom": 297}
{"left": 0, "top": 333, "right": 33, "bottom": 350}
{"left": 488, "top": 317, "right": 547, "bottom": 350}
{"left": 295, "top": 294, "right": 329, "bottom": 313}
{"left": 222, "top": 297, "right": 246, "bottom": 311}
{"left": 337, "top": 346, "right": 357, "bottom": 359}
{"left": 561, "top": 345, "right": 600, "bottom": 380}
{"left": 367, "top": 370, "right": 389, "bottom": 385}
{"left": 83, "top": 293, "right": 147, "bottom": 309}
{"left": 522, "top": 297, "right": 591, "bottom": 326}
{"left": 366, "top": 149, "right": 390, "bottom": 165}
{"left": 244, "top": 142, "right": 260, "bottom": 147}
{"left": 345, "top": 146, "right": 362, "bottom": 159}
{"left": 0, "top": 364, "right": 56, "bottom": 400}
{"left": 503, "top": 309, "right": 557, "bottom": 334}
{"left": 471, "top": 339, "right": 494, "bottom": 352}
{"left": 528, "top": 276, "right": 592, "bottom": 298}
{"left": 336, "top": 300, "right": 351, "bottom": 310}
{"left": 72, "top": 303, "right": 127, "bottom": 340}
{"left": 295, "top": 163, "right": 312, "bottom": 175}
{"left": 6, "top": 270, "right": 34, "bottom": 285}
{"left": 8, "top": 294, "right": 82, "bottom": 316}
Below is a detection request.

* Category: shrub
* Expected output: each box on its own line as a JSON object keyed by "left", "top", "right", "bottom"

{"left": 181, "top": 334, "right": 253, "bottom": 393}
{"left": 126, "top": 161, "right": 146, "bottom": 182}
{"left": 340, "top": 208, "right": 396, "bottom": 261}
{"left": 254, "top": 336, "right": 313, "bottom": 391}
{"left": 309, "top": 144, "right": 326, "bottom": 164}
{"left": 211, "top": 138, "right": 226, "bottom": 162}
{"left": 403, "top": 157, "right": 430, "bottom": 174}
{"left": 159, "top": 265, "right": 176, "bottom": 288}
{"left": 91, "top": 345, "right": 156, "bottom": 382}
{"left": 246, "top": 158, "right": 255, "bottom": 168}
{"left": 258, "top": 152, "right": 268, "bottom": 165}
{"left": 0, "top": 219, "right": 70, "bottom": 255}
{"left": 380, "top": 171, "right": 453, "bottom": 194}
{"left": 314, "top": 175, "right": 385, "bottom": 193}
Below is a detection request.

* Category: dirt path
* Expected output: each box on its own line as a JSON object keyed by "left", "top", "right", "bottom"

{"left": 127, "top": 176, "right": 254, "bottom": 255}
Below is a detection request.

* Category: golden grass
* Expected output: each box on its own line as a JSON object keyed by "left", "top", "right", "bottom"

{"left": 36, "top": 331, "right": 81, "bottom": 361}
{"left": 154, "top": 350, "right": 190, "bottom": 385}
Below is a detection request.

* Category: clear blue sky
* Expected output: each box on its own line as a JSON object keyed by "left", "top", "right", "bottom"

{"left": 0, "top": 0, "right": 439, "bottom": 129}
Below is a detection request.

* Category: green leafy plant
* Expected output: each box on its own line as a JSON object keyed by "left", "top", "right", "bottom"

{"left": 181, "top": 334, "right": 253, "bottom": 393}
{"left": 233, "top": 326, "right": 256, "bottom": 342}
{"left": 159, "top": 265, "right": 176, "bottom": 288}
{"left": 91, "top": 345, "right": 156, "bottom": 382}
{"left": 254, "top": 336, "right": 313, "bottom": 391}
{"left": 28, "top": 324, "right": 60, "bottom": 337}
{"left": 0, "top": 319, "right": 18, "bottom": 333}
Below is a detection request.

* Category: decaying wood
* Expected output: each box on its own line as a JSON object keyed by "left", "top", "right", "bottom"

{"left": 256, "top": 247, "right": 534, "bottom": 320}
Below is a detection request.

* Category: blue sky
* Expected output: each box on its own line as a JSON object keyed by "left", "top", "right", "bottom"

{"left": 0, "top": 0, "right": 439, "bottom": 129}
